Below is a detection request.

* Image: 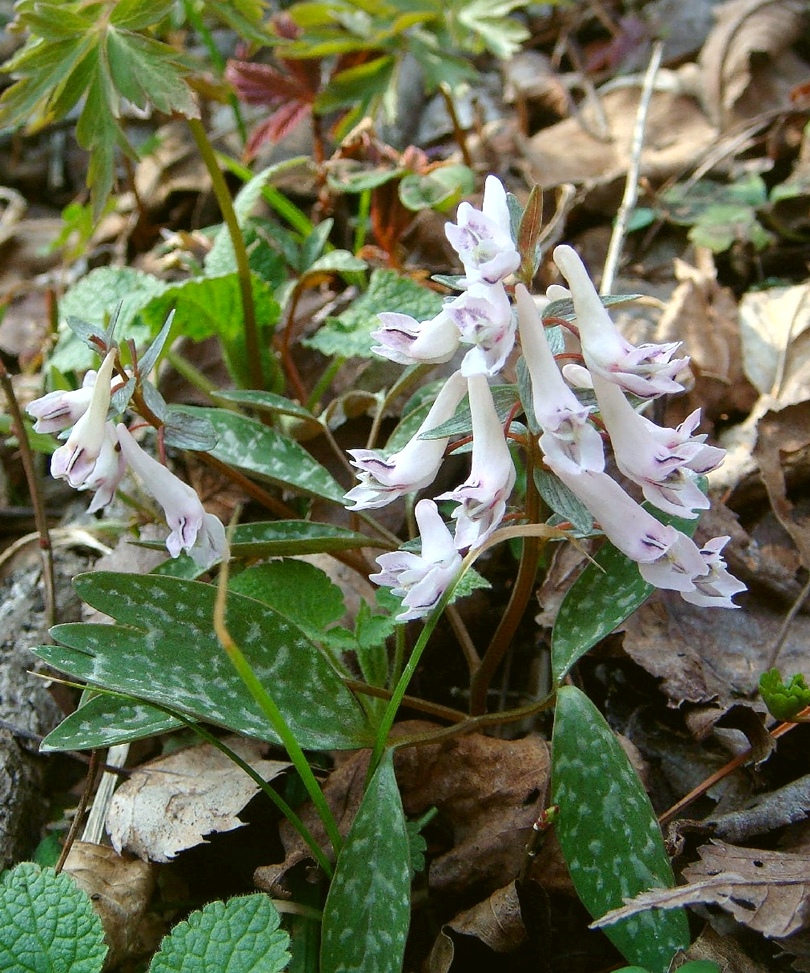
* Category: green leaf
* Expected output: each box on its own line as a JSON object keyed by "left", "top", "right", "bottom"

{"left": 417, "top": 383, "right": 519, "bottom": 440}
{"left": 110, "top": 0, "right": 175, "bottom": 30}
{"left": 105, "top": 30, "right": 197, "bottom": 117}
{"left": 321, "top": 754, "right": 411, "bottom": 973}
{"left": 149, "top": 893, "right": 290, "bottom": 973}
{"left": 138, "top": 274, "right": 280, "bottom": 389}
{"left": 229, "top": 559, "right": 346, "bottom": 642}
{"left": 162, "top": 407, "right": 219, "bottom": 451}
{"left": 55, "top": 267, "right": 167, "bottom": 371}
{"left": 534, "top": 469, "right": 593, "bottom": 534}
{"left": 315, "top": 55, "right": 395, "bottom": 114}
{"left": 0, "top": 862, "right": 107, "bottom": 973}
{"left": 552, "top": 687, "right": 688, "bottom": 972}
{"left": 551, "top": 506, "right": 701, "bottom": 684}
{"left": 41, "top": 692, "right": 185, "bottom": 752}
{"left": 183, "top": 407, "right": 345, "bottom": 503}
{"left": 759, "top": 668, "right": 810, "bottom": 721}
{"left": 304, "top": 269, "right": 442, "bottom": 359}
{"left": 34, "top": 572, "right": 372, "bottom": 751}
{"left": 214, "top": 389, "right": 322, "bottom": 424}
{"left": 230, "top": 520, "right": 386, "bottom": 557}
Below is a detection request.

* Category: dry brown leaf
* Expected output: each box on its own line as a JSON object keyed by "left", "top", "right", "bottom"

{"left": 426, "top": 881, "right": 529, "bottom": 972}
{"left": 63, "top": 841, "right": 157, "bottom": 970}
{"left": 680, "top": 923, "right": 776, "bottom": 972}
{"left": 593, "top": 839, "right": 810, "bottom": 938}
{"left": 698, "top": 0, "right": 809, "bottom": 128}
{"left": 739, "top": 284, "right": 810, "bottom": 405}
{"left": 106, "top": 736, "right": 290, "bottom": 862}
{"left": 524, "top": 87, "right": 716, "bottom": 203}
{"left": 708, "top": 774, "right": 810, "bottom": 842}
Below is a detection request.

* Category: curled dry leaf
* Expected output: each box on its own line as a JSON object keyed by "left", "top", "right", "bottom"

{"left": 698, "top": 0, "right": 809, "bottom": 127}
{"left": 106, "top": 736, "right": 290, "bottom": 863}
{"left": 739, "top": 284, "right": 810, "bottom": 405}
{"left": 63, "top": 840, "right": 156, "bottom": 970}
{"left": 593, "top": 839, "right": 810, "bottom": 940}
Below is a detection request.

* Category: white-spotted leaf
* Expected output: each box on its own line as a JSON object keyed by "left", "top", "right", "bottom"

{"left": 33, "top": 573, "right": 372, "bottom": 751}
{"left": 321, "top": 754, "right": 411, "bottom": 973}
{"left": 149, "top": 894, "right": 289, "bottom": 973}
{"left": 551, "top": 687, "right": 688, "bottom": 972}
{"left": 230, "top": 520, "right": 386, "bottom": 557}
{"left": 41, "top": 693, "right": 185, "bottom": 752}
{"left": 0, "top": 862, "right": 107, "bottom": 973}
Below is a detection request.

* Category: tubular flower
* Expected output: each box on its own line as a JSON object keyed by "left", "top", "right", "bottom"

{"left": 437, "top": 374, "right": 516, "bottom": 550}
{"left": 592, "top": 374, "right": 725, "bottom": 517}
{"left": 26, "top": 379, "right": 95, "bottom": 435}
{"left": 370, "top": 499, "right": 462, "bottom": 621}
{"left": 445, "top": 176, "right": 520, "bottom": 285}
{"left": 448, "top": 282, "right": 516, "bottom": 377}
{"left": 344, "top": 371, "right": 467, "bottom": 510}
{"left": 50, "top": 351, "right": 117, "bottom": 488}
{"left": 84, "top": 422, "right": 126, "bottom": 513}
{"left": 679, "top": 536, "right": 747, "bottom": 608}
{"left": 515, "top": 284, "right": 604, "bottom": 475}
{"left": 553, "top": 245, "right": 689, "bottom": 398}
{"left": 372, "top": 308, "right": 460, "bottom": 366}
{"left": 116, "top": 424, "right": 228, "bottom": 567}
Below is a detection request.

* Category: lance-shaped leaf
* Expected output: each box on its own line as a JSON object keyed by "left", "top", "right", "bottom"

{"left": 41, "top": 693, "right": 185, "bottom": 752}
{"left": 321, "top": 754, "right": 411, "bottom": 973}
{"left": 552, "top": 686, "right": 688, "bottom": 972}
{"left": 185, "top": 407, "right": 345, "bottom": 504}
{"left": 33, "top": 573, "right": 372, "bottom": 751}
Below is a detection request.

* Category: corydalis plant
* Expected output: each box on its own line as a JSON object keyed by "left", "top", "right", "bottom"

{"left": 345, "top": 177, "right": 745, "bottom": 617}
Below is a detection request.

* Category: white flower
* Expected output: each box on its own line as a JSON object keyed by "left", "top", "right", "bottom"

{"left": 592, "top": 374, "right": 725, "bottom": 517}
{"left": 370, "top": 499, "right": 462, "bottom": 621}
{"left": 116, "top": 423, "right": 228, "bottom": 566}
{"left": 84, "top": 422, "right": 126, "bottom": 513}
{"left": 553, "top": 245, "right": 689, "bottom": 398}
{"left": 516, "top": 283, "right": 604, "bottom": 475}
{"left": 345, "top": 371, "right": 467, "bottom": 510}
{"left": 50, "top": 352, "right": 117, "bottom": 488}
{"left": 447, "top": 282, "right": 516, "bottom": 377}
{"left": 445, "top": 176, "right": 520, "bottom": 285}
{"left": 27, "top": 382, "right": 95, "bottom": 435}
{"left": 437, "top": 374, "right": 516, "bottom": 550}
{"left": 372, "top": 309, "right": 460, "bottom": 366}
{"left": 679, "top": 536, "right": 747, "bottom": 608}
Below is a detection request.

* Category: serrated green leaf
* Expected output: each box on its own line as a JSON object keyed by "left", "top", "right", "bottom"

{"left": 34, "top": 572, "right": 372, "bottom": 751}
{"left": 552, "top": 687, "right": 688, "bottom": 972}
{"left": 230, "top": 520, "right": 386, "bottom": 557}
{"left": 304, "top": 268, "right": 442, "bottom": 359}
{"left": 315, "top": 54, "right": 395, "bottom": 114}
{"left": 229, "top": 559, "right": 346, "bottom": 642}
{"left": 551, "top": 505, "right": 701, "bottom": 684}
{"left": 759, "top": 668, "right": 810, "bottom": 721}
{"left": 0, "top": 862, "right": 108, "bottom": 972}
{"left": 41, "top": 693, "right": 185, "bottom": 752}
{"left": 138, "top": 273, "right": 280, "bottom": 389}
{"left": 105, "top": 30, "right": 197, "bottom": 117}
{"left": 321, "top": 754, "right": 410, "bottom": 973}
{"left": 149, "top": 893, "right": 290, "bottom": 973}
{"left": 110, "top": 0, "right": 175, "bottom": 30}
{"left": 182, "top": 407, "right": 345, "bottom": 503}
{"left": 56, "top": 267, "right": 167, "bottom": 371}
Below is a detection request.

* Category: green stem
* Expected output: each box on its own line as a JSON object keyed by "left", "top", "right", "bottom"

{"left": 218, "top": 154, "right": 315, "bottom": 239}
{"left": 306, "top": 356, "right": 345, "bottom": 412}
{"left": 469, "top": 448, "right": 543, "bottom": 716}
{"left": 214, "top": 558, "right": 342, "bottom": 858}
{"left": 353, "top": 189, "right": 372, "bottom": 254}
{"left": 187, "top": 117, "right": 264, "bottom": 390}
{"left": 365, "top": 362, "right": 434, "bottom": 450}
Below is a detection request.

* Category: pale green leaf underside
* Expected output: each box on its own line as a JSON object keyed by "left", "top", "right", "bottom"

{"left": 552, "top": 687, "right": 688, "bottom": 972}
{"left": 149, "top": 894, "right": 290, "bottom": 973}
{"left": 34, "top": 572, "right": 372, "bottom": 751}
{"left": 321, "top": 754, "right": 411, "bottom": 973}
{"left": 0, "top": 862, "right": 107, "bottom": 973}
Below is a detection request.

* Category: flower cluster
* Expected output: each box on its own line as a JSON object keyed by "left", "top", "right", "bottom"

{"left": 347, "top": 178, "right": 745, "bottom": 618}
{"left": 27, "top": 354, "right": 227, "bottom": 569}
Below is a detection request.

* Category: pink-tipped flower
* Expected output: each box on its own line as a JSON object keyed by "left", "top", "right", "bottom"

{"left": 370, "top": 498, "right": 462, "bottom": 621}
{"left": 592, "top": 374, "right": 725, "bottom": 517}
{"left": 372, "top": 309, "right": 460, "bottom": 366}
{"left": 116, "top": 423, "right": 228, "bottom": 567}
{"left": 445, "top": 176, "right": 520, "bottom": 285}
{"left": 50, "top": 352, "right": 117, "bottom": 488}
{"left": 516, "top": 284, "right": 604, "bottom": 475}
{"left": 553, "top": 245, "right": 689, "bottom": 398}
{"left": 437, "top": 374, "right": 516, "bottom": 550}
{"left": 345, "top": 371, "right": 467, "bottom": 510}
{"left": 447, "top": 282, "right": 516, "bottom": 377}
{"left": 84, "top": 422, "right": 126, "bottom": 513}
{"left": 680, "top": 536, "right": 746, "bottom": 608}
